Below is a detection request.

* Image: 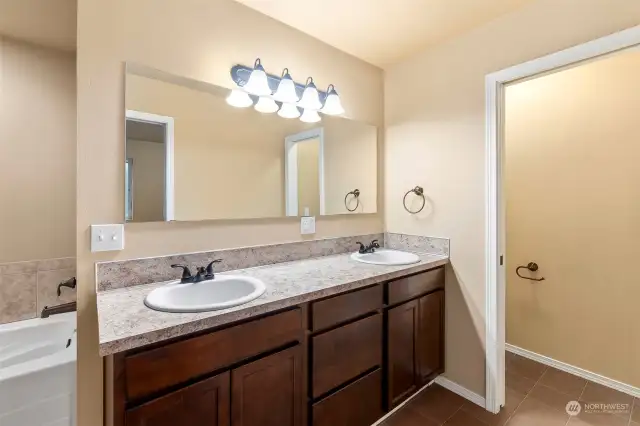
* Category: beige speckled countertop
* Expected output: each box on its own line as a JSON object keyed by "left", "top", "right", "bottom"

{"left": 97, "top": 251, "right": 449, "bottom": 356}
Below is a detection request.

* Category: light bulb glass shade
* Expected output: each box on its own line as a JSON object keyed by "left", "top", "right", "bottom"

{"left": 297, "top": 77, "right": 322, "bottom": 110}
{"left": 226, "top": 88, "right": 253, "bottom": 108}
{"left": 243, "top": 58, "right": 272, "bottom": 96}
{"left": 273, "top": 68, "right": 299, "bottom": 103}
{"left": 300, "top": 108, "right": 321, "bottom": 123}
{"left": 320, "top": 84, "right": 345, "bottom": 115}
{"left": 254, "top": 96, "right": 279, "bottom": 113}
{"left": 278, "top": 102, "right": 301, "bottom": 119}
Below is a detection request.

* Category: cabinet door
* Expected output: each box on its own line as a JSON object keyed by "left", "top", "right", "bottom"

{"left": 418, "top": 290, "right": 445, "bottom": 382}
{"left": 125, "top": 372, "right": 230, "bottom": 426}
{"left": 387, "top": 299, "right": 419, "bottom": 408}
{"left": 232, "top": 346, "right": 303, "bottom": 426}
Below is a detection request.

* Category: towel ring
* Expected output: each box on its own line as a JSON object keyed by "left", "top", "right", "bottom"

{"left": 344, "top": 189, "right": 360, "bottom": 212}
{"left": 403, "top": 186, "right": 426, "bottom": 214}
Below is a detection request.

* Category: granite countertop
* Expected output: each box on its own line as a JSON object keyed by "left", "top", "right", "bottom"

{"left": 97, "top": 251, "right": 449, "bottom": 356}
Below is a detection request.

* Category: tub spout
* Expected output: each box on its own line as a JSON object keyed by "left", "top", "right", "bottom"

{"left": 41, "top": 302, "right": 76, "bottom": 318}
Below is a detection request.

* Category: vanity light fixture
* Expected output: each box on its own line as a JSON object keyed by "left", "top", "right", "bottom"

{"left": 243, "top": 58, "right": 272, "bottom": 96}
{"left": 273, "top": 68, "right": 299, "bottom": 103}
{"left": 298, "top": 77, "right": 323, "bottom": 111}
{"left": 278, "top": 102, "right": 301, "bottom": 119}
{"left": 300, "top": 108, "right": 321, "bottom": 123}
{"left": 226, "top": 88, "right": 253, "bottom": 108}
{"left": 254, "top": 96, "right": 279, "bottom": 113}
{"left": 228, "top": 59, "right": 344, "bottom": 121}
{"left": 320, "top": 84, "right": 345, "bottom": 115}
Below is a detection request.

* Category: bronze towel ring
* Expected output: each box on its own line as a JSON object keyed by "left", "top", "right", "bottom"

{"left": 403, "top": 186, "right": 426, "bottom": 214}
{"left": 516, "top": 262, "right": 545, "bottom": 281}
{"left": 344, "top": 189, "right": 360, "bottom": 212}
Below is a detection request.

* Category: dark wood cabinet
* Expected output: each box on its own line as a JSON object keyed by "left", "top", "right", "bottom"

{"left": 418, "top": 290, "right": 445, "bottom": 382}
{"left": 109, "top": 267, "right": 445, "bottom": 426}
{"left": 387, "top": 299, "right": 419, "bottom": 408}
{"left": 386, "top": 288, "right": 445, "bottom": 408}
{"left": 125, "top": 372, "right": 230, "bottom": 426}
{"left": 231, "top": 346, "right": 303, "bottom": 426}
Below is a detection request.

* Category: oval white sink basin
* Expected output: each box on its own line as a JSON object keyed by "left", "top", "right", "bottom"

{"left": 144, "top": 275, "right": 266, "bottom": 313}
{"left": 351, "top": 249, "right": 420, "bottom": 266}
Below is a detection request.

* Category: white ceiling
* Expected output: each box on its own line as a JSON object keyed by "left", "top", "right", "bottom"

{"left": 0, "top": 0, "right": 76, "bottom": 51}
{"left": 235, "top": 0, "right": 534, "bottom": 67}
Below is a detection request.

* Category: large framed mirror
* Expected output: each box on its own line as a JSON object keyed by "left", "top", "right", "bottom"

{"left": 124, "top": 64, "right": 378, "bottom": 223}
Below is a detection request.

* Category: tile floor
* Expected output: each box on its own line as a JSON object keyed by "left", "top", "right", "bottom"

{"left": 381, "top": 352, "right": 639, "bottom": 426}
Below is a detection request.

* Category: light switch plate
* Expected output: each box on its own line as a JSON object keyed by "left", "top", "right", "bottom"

{"left": 91, "top": 224, "right": 125, "bottom": 252}
{"left": 300, "top": 216, "right": 316, "bottom": 235}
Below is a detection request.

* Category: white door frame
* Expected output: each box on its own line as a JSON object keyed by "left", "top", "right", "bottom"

{"left": 284, "top": 127, "right": 325, "bottom": 216}
{"left": 125, "top": 109, "right": 175, "bottom": 221}
{"left": 484, "top": 25, "right": 640, "bottom": 414}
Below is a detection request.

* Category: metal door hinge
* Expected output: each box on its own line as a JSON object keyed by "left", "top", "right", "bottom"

{"left": 500, "top": 255, "right": 504, "bottom": 266}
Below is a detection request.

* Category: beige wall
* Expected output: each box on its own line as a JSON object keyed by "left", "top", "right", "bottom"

{"left": 125, "top": 139, "right": 164, "bottom": 222}
{"left": 0, "top": 37, "right": 76, "bottom": 263}
{"left": 324, "top": 119, "right": 378, "bottom": 214}
{"left": 505, "top": 50, "right": 640, "bottom": 388}
{"left": 76, "top": 0, "right": 383, "bottom": 424}
{"left": 385, "top": 0, "right": 640, "bottom": 396}
{"left": 297, "top": 138, "right": 320, "bottom": 216}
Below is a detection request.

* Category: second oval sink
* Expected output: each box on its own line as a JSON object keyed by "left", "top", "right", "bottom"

{"left": 144, "top": 275, "right": 266, "bottom": 313}
{"left": 351, "top": 249, "right": 420, "bottom": 266}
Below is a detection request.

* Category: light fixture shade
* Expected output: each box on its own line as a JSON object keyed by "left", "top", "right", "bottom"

{"left": 226, "top": 88, "right": 253, "bottom": 108}
{"left": 320, "top": 84, "right": 345, "bottom": 115}
{"left": 278, "top": 102, "right": 301, "bottom": 119}
{"left": 254, "top": 96, "right": 279, "bottom": 113}
{"left": 297, "top": 77, "right": 322, "bottom": 110}
{"left": 300, "top": 108, "right": 321, "bottom": 123}
{"left": 243, "top": 58, "right": 272, "bottom": 96}
{"left": 273, "top": 68, "right": 299, "bottom": 103}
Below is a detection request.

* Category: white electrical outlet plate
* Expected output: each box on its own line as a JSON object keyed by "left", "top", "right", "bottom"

{"left": 300, "top": 216, "right": 316, "bottom": 235}
{"left": 91, "top": 224, "right": 125, "bottom": 252}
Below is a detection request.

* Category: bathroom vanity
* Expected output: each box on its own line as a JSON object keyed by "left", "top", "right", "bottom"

{"left": 104, "top": 265, "right": 445, "bottom": 426}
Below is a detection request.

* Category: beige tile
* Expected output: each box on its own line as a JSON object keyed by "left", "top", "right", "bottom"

{"left": 0, "top": 260, "right": 38, "bottom": 275}
{"left": 444, "top": 409, "right": 490, "bottom": 425}
{"left": 0, "top": 273, "right": 37, "bottom": 323}
{"left": 506, "top": 370, "right": 537, "bottom": 395}
{"left": 37, "top": 257, "right": 76, "bottom": 271}
{"left": 538, "top": 367, "right": 587, "bottom": 398}
{"left": 506, "top": 353, "right": 548, "bottom": 381}
{"left": 409, "top": 384, "right": 466, "bottom": 424}
{"left": 37, "top": 268, "right": 76, "bottom": 312}
{"left": 527, "top": 383, "right": 578, "bottom": 413}
{"left": 506, "top": 397, "right": 568, "bottom": 426}
{"left": 462, "top": 387, "right": 525, "bottom": 426}
{"left": 580, "top": 382, "right": 634, "bottom": 406}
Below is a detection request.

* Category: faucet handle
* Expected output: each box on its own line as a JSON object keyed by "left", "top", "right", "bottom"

{"left": 371, "top": 239, "right": 380, "bottom": 248}
{"left": 171, "top": 264, "right": 193, "bottom": 283}
{"left": 205, "top": 259, "right": 223, "bottom": 278}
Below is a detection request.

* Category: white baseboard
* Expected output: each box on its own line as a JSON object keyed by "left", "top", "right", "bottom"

{"left": 370, "top": 380, "right": 435, "bottom": 426}
{"left": 435, "top": 376, "right": 486, "bottom": 408}
{"left": 506, "top": 344, "right": 640, "bottom": 399}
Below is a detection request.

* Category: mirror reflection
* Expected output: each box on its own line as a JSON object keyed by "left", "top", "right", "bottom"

{"left": 124, "top": 65, "right": 378, "bottom": 223}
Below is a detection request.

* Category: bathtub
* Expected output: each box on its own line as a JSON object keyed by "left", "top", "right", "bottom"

{"left": 0, "top": 312, "right": 76, "bottom": 426}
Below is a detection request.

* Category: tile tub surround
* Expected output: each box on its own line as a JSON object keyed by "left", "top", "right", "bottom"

{"left": 96, "top": 233, "right": 384, "bottom": 291}
{"left": 0, "top": 257, "right": 76, "bottom": 324}
{"left": 97, "top": 251, "right": 449, "bottom": 355}
{"left": 385, "top": 232, "right": 450, "bottom": 256}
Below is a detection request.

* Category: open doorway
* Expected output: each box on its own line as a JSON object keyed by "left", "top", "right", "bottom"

{"left": 485, "top": 25, "right": 640, "bottom": 417}
{"left": 125, "top": 110, "right": 174, "bottom": 222}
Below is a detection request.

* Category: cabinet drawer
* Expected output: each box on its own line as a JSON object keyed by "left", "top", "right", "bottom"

{"left": 387, "top": 267, "right": 444, "bottom": 305}
{"left": 311, "top": 313, "right": 382, "bottom": 398}
{"left": 125, "top": 309, "right": 302, "bottom": 400}
{"left": 311, "top": 285, "right": 382, "bottom": 331}
{"left": 312, "top": 369, "right": 383, "bottom": 426}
